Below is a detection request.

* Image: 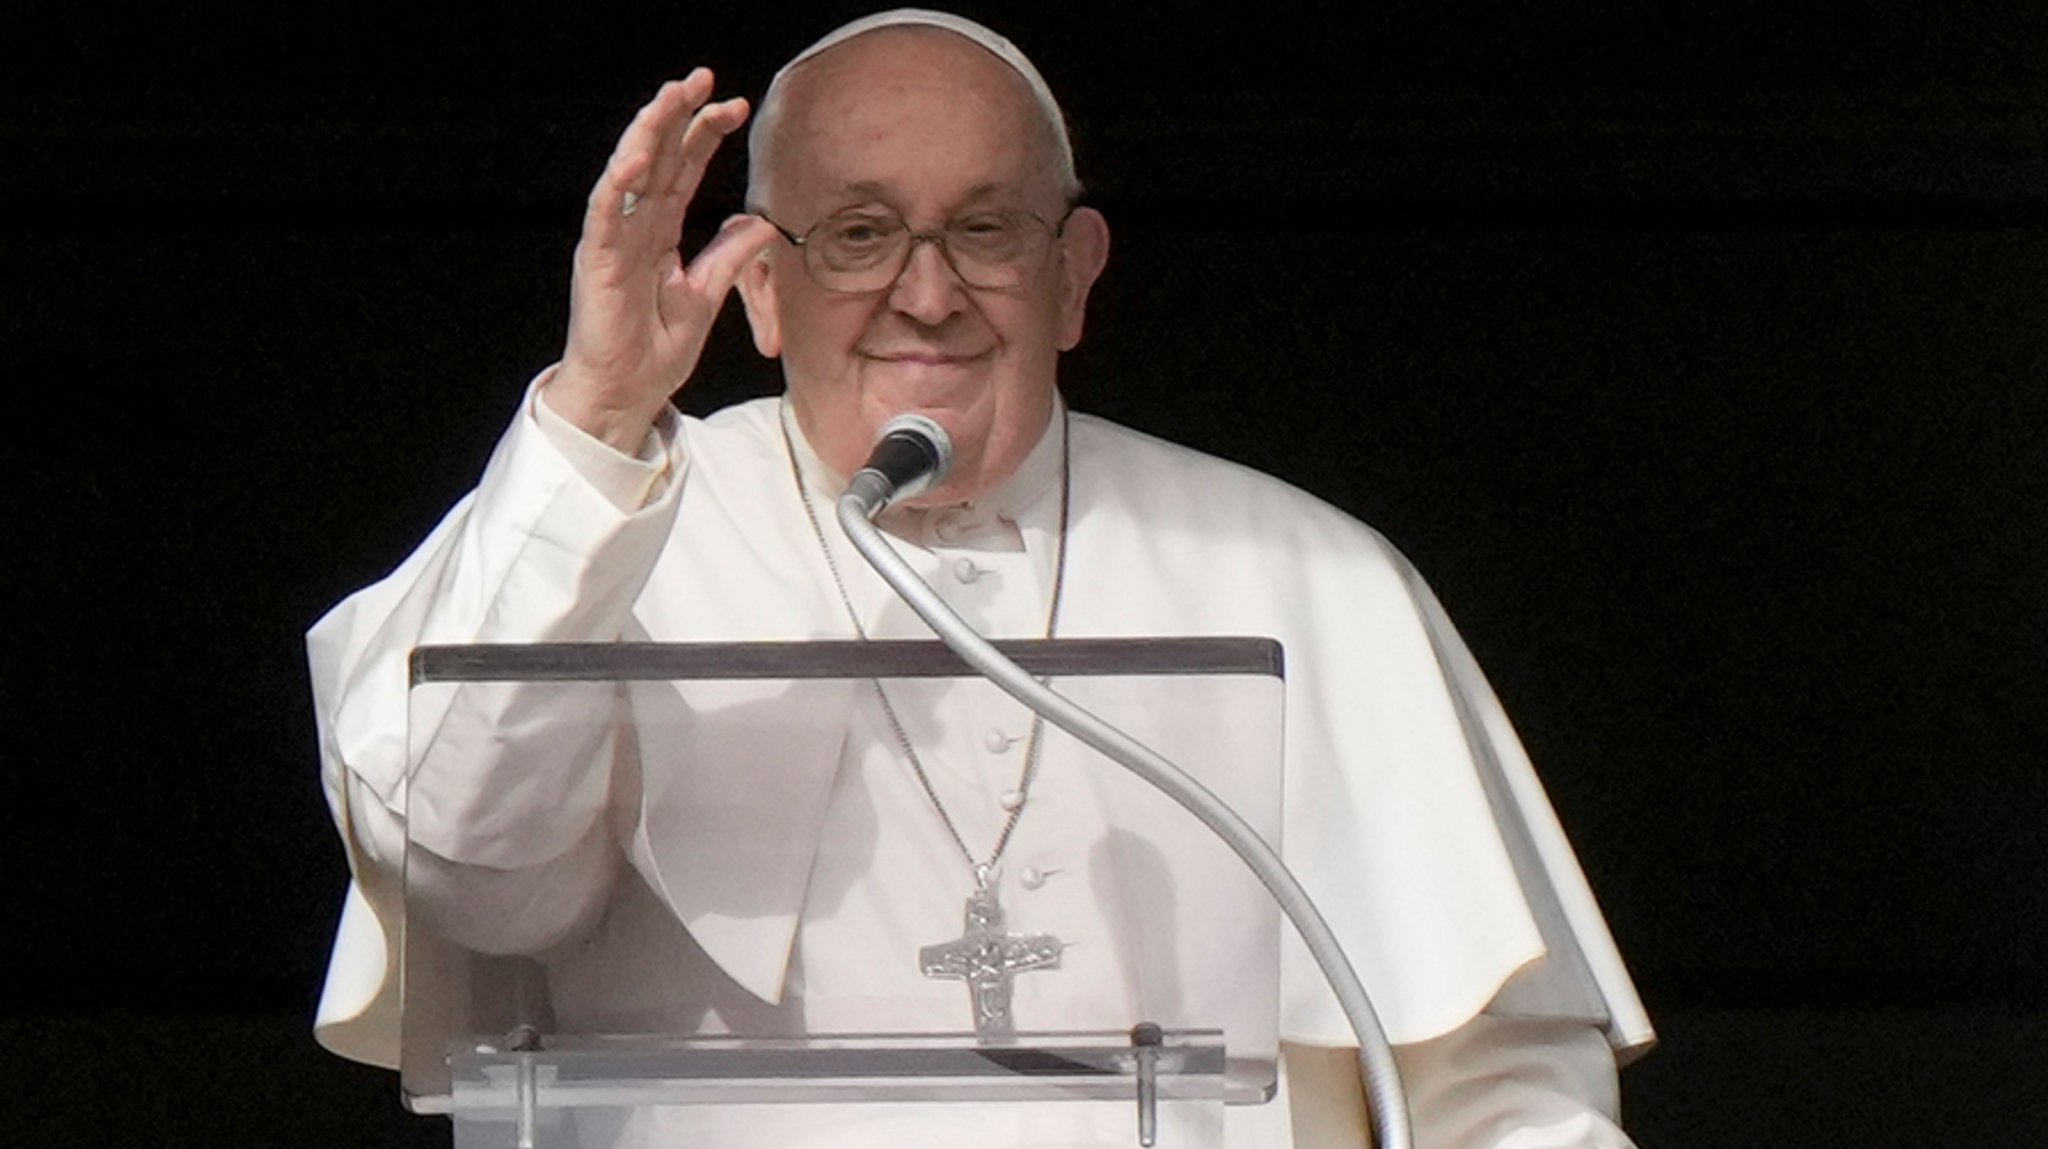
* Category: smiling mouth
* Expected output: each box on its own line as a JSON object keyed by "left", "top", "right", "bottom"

{"left": 865, "top": 355, "right": 989, "bottom": 369}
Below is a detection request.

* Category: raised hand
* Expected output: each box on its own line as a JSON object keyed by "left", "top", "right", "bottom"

{"left": 545, "top": 69, "right": 781, "bottom": 452}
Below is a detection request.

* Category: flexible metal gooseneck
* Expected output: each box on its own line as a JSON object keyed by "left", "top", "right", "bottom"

{"left": 837, "top": 469, "right": 1414, "bottom": 1149}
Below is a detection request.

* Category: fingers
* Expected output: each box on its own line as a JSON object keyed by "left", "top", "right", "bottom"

{"left": 683, "top": 214, "right": 783, "bottom": 299}
{"left": 585, "top": 73, "right": 701, "bottom": 228}
{"left": 581, "top": 70, "right": 748, "bottom": 258}
{"left": 648, "top": 93, "right": 751, "bottom": 210}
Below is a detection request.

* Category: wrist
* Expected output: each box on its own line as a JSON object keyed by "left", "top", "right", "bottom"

{"left": 539, "top": 369, "right": 659, "bottom": 455}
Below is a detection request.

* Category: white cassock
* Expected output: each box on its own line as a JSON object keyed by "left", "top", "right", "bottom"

{"left": 309, "top": 382, "right": 1654, "bottom": 1147}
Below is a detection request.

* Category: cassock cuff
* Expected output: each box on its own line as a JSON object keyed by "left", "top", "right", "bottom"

{"left": 529, "top": 367, "right": 679, "bottom": 512}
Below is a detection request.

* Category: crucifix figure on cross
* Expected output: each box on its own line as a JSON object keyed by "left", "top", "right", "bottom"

{"left": 919, "top": 879, "right": 1065, "bottom": 1041}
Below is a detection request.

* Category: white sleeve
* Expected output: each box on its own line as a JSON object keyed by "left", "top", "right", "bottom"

{"left": 1392, "top": 1011, "right": 1635, "bottom": 1149}
{"left": 1282, "top": 1008, "right": 1633, "bottom": 1149}
{"left": 531, "top": 377, "right": 673, "bottom": 512}
{"left": 308, "top": 375, "right": 690, "bottom": 1062}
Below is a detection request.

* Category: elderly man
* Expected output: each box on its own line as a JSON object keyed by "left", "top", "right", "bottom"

{"left": 310, "top": 9, "right": 1651, "bottom": 1147}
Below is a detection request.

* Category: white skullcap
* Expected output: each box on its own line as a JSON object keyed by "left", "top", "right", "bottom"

{"left": 747, "top": 8, "right": 1078, "bottom": 201}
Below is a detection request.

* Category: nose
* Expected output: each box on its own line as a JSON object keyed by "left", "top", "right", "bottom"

{"left": 887, "top": 234, "right": 969, "bottom": 325}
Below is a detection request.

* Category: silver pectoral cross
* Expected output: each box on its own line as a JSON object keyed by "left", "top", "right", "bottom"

{"left": 919, "top": 878, "right": 1063, "bottom": 1041}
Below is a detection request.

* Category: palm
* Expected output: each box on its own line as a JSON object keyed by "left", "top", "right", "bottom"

{"left": 551, "top": 70, "right": 779, "bottom": 451}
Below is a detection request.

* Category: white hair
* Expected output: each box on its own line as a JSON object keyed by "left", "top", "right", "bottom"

{"left": 744, "top": 8, "right": 1081, "bottom": 209}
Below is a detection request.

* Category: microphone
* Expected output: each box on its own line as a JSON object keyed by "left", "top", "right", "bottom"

{"left": 843, "top": 414, "right": 954, "bottom": 519}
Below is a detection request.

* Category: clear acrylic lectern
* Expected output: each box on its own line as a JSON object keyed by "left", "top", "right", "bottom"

{"left": 402, "top": 638, "right": 1285, "bottom": 1147}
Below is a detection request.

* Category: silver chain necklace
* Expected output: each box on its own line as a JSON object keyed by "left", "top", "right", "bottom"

{"left": 783, "top": 408, "right": 1074, "bottom": 1039}
{"left": 783, "top": 409, "right": 1072, "bottom": 870}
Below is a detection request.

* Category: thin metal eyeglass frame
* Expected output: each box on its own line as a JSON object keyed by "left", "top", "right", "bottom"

{"left": 749, "top": 205, "right": 1078, "bottom": 294}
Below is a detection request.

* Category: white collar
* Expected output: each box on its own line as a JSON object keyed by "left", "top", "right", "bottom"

{"left": 779, "top": 397, "right": 1069, "bottom": 621}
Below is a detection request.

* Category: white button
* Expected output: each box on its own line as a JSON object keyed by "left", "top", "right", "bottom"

{"left": 998, "top": 789, "right": 1026, "bottom": 811}
{"left": 1019, "top": 867, "right": 1046, "bottom": 890}
{"left": 953, "top": 558, "right": 982, "bottom": 584}
{"left": 984, "top": 729, "right": 1014, "bottom": 753}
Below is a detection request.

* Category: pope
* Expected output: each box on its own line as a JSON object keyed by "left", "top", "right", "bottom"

{"left": 309, "top": 10, "right": 1653, "bottom": 1147}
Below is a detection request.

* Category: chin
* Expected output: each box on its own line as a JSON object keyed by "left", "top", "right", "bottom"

{"left": 918, "top": 452, "right": 996, "bottom": 508}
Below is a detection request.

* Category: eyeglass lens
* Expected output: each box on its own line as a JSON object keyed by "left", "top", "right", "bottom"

{"left": 803, "top": 209, "right": 1054, "bottom": 291}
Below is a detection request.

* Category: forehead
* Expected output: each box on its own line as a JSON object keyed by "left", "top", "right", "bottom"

{"left": 771, "top": 28, "right": 1061, "bottom": 212}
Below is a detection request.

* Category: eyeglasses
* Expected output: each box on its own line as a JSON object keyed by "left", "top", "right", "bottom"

{"left": 752, "top": 205, "right": 1075, "bottom": 294}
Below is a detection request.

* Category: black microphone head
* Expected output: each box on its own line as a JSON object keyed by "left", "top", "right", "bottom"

{"left": 875, "top": 413, "right": 954, "bottom": 485}
{"left": 845, "top": 413, "right": 956, "bottom": 516}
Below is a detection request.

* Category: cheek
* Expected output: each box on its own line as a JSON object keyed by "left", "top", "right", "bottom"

{"left": 779, "top": 316, "right": 891, "bottom": 475}
{"left": 1023, "top": 267, "right": 1078, "bottom": 348}
{"left": 778, "top": 298, "right": 872, "bottom": 380}
{"left": 1002, "top": 301, "right": 1069, "bottom": 376}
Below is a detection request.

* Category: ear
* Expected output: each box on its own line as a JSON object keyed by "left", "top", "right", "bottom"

{"left": 736, "top": 248, "right": 784, "bottom": 358}
{"left": 1054, "top": 206, "right": 1110, "bottom": 352}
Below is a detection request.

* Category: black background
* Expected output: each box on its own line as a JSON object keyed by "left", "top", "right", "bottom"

{"left": 6, "top": 1, "right": 2044, "bottom": 1144}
